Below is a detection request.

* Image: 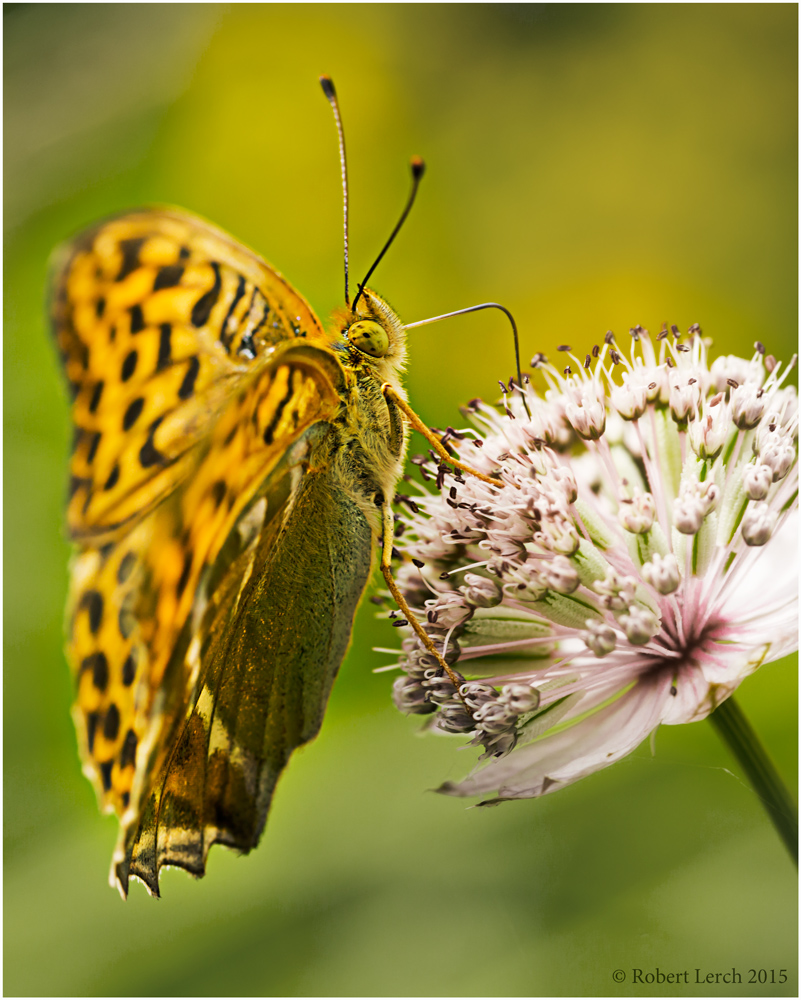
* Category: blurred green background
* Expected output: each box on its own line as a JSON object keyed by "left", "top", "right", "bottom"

{"left": 5, "top": 4, "right": 797, "bottom": 997}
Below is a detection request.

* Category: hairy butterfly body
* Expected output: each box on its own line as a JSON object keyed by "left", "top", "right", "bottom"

{"left": 52, "top": 207, "right": 410, "bottom": 896}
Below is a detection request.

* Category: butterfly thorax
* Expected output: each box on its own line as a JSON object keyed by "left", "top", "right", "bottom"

{"left": 316, "top": 288, "right": 409, "bottom": 530}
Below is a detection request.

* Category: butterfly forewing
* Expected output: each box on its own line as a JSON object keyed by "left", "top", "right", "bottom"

{"left": 52, "top": 209, "right": 330, "bottom": 540}
{"left": 53, "top": 211, "right": 353, "bottom": 887}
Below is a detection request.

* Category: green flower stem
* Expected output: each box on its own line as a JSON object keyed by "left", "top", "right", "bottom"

{"left": 710, "top": 696, "right": 798, "bottom": 865}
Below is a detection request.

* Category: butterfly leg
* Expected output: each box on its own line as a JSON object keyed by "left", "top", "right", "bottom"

{"left": 379, "top": 502, "right": 472, "bottom": 706}
{"left": 381, "top": 384, "right": 504, "bottom": 488}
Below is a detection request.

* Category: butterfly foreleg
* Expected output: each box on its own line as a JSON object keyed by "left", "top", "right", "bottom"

{"left": 380, "top": 384, "right": 504, "bottom": 488}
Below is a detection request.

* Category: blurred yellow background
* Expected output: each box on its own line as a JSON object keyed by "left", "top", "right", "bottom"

{"left": 5, "top": 5, "right": 797, "bottom": 996}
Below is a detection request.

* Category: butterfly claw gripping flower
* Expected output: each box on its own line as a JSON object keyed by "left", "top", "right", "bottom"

{"left": 385, "top": 328, "right": 798, "bottom": 803}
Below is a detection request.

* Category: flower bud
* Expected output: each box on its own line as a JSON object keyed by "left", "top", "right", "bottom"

{"left": 461, "top": 572, "right": 502, "bottom": 608}
{"left": 498, "top": 683, "right": 540, "bottom": 714}
{"left": 593, "top": 567, "right": 637, "bottom": 610}
{"left": 437, "top": 703, "right": 475, "bottom": 733}
{"left": 582, "top": 619, "right": 618, "bottom": 657}
{"left": 741, "top": 502, "right": 778, "bottom": 546}
{"left": 426, "top": 592, "right": 472, "bottom": 629}
{"left": 618, "top": 492, "right": 656, "bottom": 534}
{"left": 392, "top": 676, "right": 435, "bottom": 715}
{"left": 669, "top": 377, "right": 701, "bottom": 424}
{"left": 673, "top": 481, "right": 719, "bottom": 535}
{"left": 742, "top": 463, "right": 773, "bottom": 501}
{"left": 619, "top": 605, "right": 659, "bottom": 645}
{"left": 540, "top": 555, "right": 580, "bottom": 594}
{"left": 533, "top": 513, "right": 580, "bottom": 556}
{"left": 641, "top": 553, "right": 681, "bottom": 594}
{"left": 564, "top": 383, "right": 606, "bottom": 440}
{"left": 759, "top": 436, "right": 796, "bottom": 483}
{"left": 550, "top": 465, "right": 578, "bottom": 503}
{"left": 473, "top": 700, "right": 516, "bottom": 734}
{"left": 460, "top": 682, "right": 499, "bottom": 711}
{"left": 689, "top": 411, "right": 728, "bottom": 462}
{"left": 610, "top": 375, "right": 648, "bottom": 420}
{"left": 730, "top": 383, "right": 765, "bottom": 430}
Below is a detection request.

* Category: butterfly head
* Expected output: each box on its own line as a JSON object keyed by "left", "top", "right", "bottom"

{"left": 334, "top": 288, "right": 407, "bottom": 380}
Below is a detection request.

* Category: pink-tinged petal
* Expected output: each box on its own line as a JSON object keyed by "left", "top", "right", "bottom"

{"left": 724, "top": 512, "right": 797, "bottom": 625}
{"left": 439, "top": 672, "right": 672, "bottom": 800}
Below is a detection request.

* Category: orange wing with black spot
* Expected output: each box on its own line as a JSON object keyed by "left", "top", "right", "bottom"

{"left": 52, "top": 208, "right": 332, "bottom": 539}
{"left": 51, "top": 210, "right": 348, "bottom": 890}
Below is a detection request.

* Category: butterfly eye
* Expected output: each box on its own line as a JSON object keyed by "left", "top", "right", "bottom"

{"left": 346, "top": 320, "right": 389, "bottom": 358}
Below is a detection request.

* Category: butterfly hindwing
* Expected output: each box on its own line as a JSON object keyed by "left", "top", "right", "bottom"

{"left": 117, "top": 463, "right": 374, "bottom": 895}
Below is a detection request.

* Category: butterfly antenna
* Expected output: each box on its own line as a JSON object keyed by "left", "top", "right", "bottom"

{"left": 352, "top": 156, "right": 425, "bottom": 312}
{"left": 405, "top": 303, "right": 531, "bottom": 418}
{"left": 320, "top": 75, "right": 350, "bottom": 306}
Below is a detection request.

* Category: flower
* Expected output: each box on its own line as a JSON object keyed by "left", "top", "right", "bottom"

{"left": 385, "top": 327, "right": 798, "bottom": 804}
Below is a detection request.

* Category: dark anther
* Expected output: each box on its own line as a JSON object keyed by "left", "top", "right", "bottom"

{"left": 392, "top": 619, "right": 409, "bottom": 628}
{"left": 412, "top": 558, "right": 425, "bottom": 568}
{"left": 592, "top": 344, "right": 600, "bottom": 358}
{"left": 557, "top": 344, "right": 571, "bottom": 353}
{"left": 755, "top": 341, "right": 765, "bottom": 354}
{"left": 605, "top": 331, "right": 615, "bottom": 344}
{"left": 584, "top": 355, "right": 591, "bottom": 369}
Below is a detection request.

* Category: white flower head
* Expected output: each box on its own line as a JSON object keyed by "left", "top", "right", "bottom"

{"left": 385, "top": 330, "right": 798, "bottom": 803}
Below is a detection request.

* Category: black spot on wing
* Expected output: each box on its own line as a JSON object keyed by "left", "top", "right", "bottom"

{"left": 117, "top": 551, "right": 136, "bottom": 584}
{"left": 263, "top": 381, "right": 294, "bottom": 445}
{"left": 153, "top": 264, "right": 184, "bottom": 291}
{"left": 103, "top": 703, "right": 120, "bottom": 741}
{"left": 139, "top": 417, "right": 167, "bottom": 468}
{"left": 104, "top": 464, "right": 120, "bottom": 491}
{"left": 86, "top": 431, "right": 102, "bottom": 464}
{"left": 120, "top": 729, "right": 138, "bottom": 768}
{"left": 191, "top": 261, "right": 221, "bottom": 327}
{"left": 81, "top": 650, "right": 109, "bottom": 691}
{"left": 88, "top": 380, "right": 104, "bottom": 413}
{"left": 121, "top": 349, "right": 138, "bottom": 382}
{"left": 210, "top": 480, "right": 226, "bottom": 508}
{"left": 86, "top": 712, "right": 99, "bottom": 753}
{"left": 157, "top": 323, "right": 171, "bottom": 370}
{"left": 116, "top": 238, "right": 145, "bottom": 282}
{"left": 178, "top": 356, "right": 200, "bottom": 400}
{"left": 220, "top": 274, "right": 247, "bottom": 351}
{"left": 122, "top": 649, "right": 137, "bottom": 686}
{"left": 129, "top": 304, "right": 145, "bottom": 334}
{"left": 99, "top": 760, "right": 113, "bottom": 791}
{"left": 81, "top": 590, "right": 104, "bottom": 634}
{"left": 123, "top": 398, "right": 145, "bottom": 431}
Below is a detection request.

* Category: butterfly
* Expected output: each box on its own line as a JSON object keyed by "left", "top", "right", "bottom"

{"left": 50, "top": 79, "right": 492, "bottom": 898}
